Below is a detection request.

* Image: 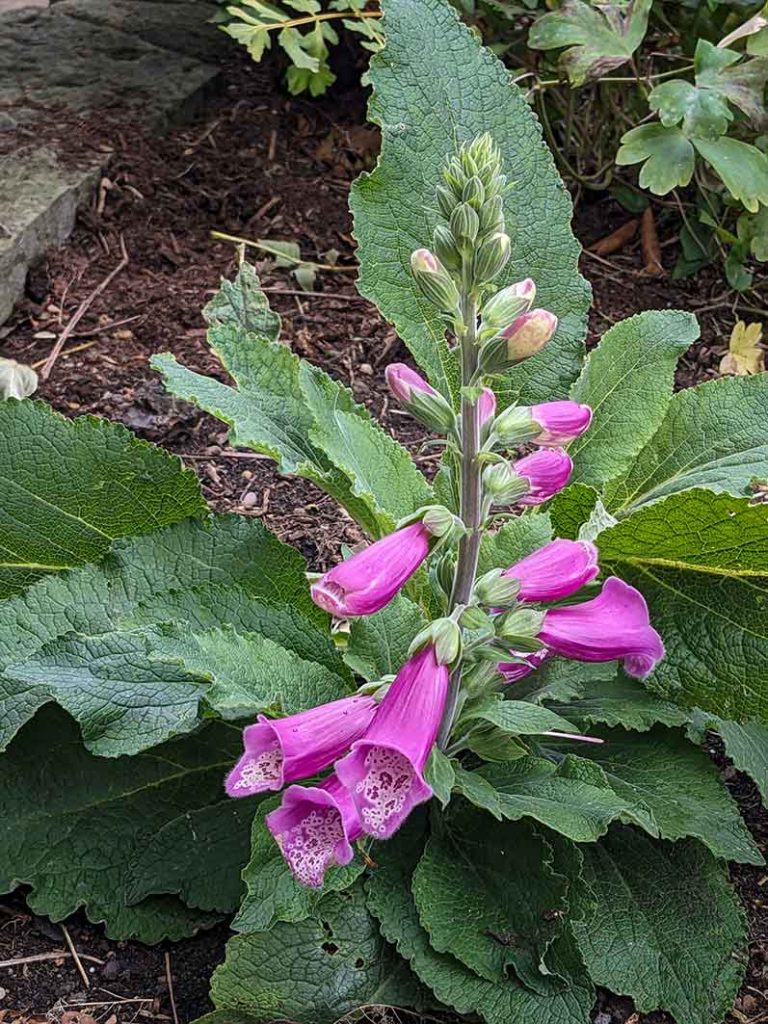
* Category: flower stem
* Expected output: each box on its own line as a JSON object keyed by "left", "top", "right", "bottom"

{"left": 437, "top": 287, "right": 482, "bottom": 748}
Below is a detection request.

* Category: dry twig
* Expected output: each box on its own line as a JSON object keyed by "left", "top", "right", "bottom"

{"left": 164, "top": 951, "right": 180, "bottom": 1024}
{"left": 62, "top": 922, "right": 91, "bottom": 989}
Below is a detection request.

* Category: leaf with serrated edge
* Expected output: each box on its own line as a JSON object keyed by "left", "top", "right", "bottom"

{"left": 365, "top": 821, "right": 595, "bottom": 1024}
{"left": 598, "top": 489, "right": 768, "bottom": 722}
{"left": 351, "top": 0, "right": 589, "bottom": 408}
{"left": 546, "top": 726, "right": 763, "bottom": 864}
{"left": 606, "top": 375, "right": 768, "bottom": 512}
{"left": 689, "top": 710, "right": 768, "bottom": 805}
{"left": 346, "top": 595, "right": 427, "bottom": 682}
{"left": 568, "top": 311, "right": 699, "bottom": 488}
{"left": 0, "top": 400, "right": 205, "bottom": 599}
{"left": 0, "top": 706, "right": 242, "bottom": 941}
{"left": 546, "top": 673, "right": 689, "bottom": 732}
{"left": 477, "top": 512, "right": 553, "bottom": 575}
{"left": 572, "top": 827, "right": 746, "bottom": 1024}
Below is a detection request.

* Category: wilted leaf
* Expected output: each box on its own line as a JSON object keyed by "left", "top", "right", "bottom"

{"left": 0, "top": 359, "right": 37, "bottom": 400}
{"left": 720, "top": 320, "right": 765, "bottom": 376}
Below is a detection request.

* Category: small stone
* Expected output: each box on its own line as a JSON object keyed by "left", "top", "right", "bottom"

{"left": 204, "top": 444, "right": 221, "bottom": 456}
{"left": 241, "top": 492, "right": 258, "bottom": 509}
{"left": 359, "top": 362, "right": 373, "bottom": 376}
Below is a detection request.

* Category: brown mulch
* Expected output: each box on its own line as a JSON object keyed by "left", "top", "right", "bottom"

{"left": 0, "top": 46, "right": 765, "bottom": 1024}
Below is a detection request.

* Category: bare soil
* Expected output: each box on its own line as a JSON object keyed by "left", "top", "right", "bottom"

{"left": 0, "top": 47, "right": 765, "bottom": 1024}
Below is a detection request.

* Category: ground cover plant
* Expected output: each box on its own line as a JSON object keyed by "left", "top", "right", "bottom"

{"left": 0, "top": 1, "right": 767, "bottom": 1022}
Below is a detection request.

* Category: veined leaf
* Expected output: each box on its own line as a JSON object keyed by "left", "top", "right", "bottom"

{"left": 616, "top": 124, "right": 696, "bottom": 196}
{"left": 568, "top": 311, "right": 699, "bottom": 488}
{"left": 0, "top": 706, "right": 243, "bottom": 941}
{"left": 477, "top": 511, "right": 553, "bottom": 574}
{"left": 529, "top": 0, "right": 652, "bottom": 86}
{"left": 0, "top": 400, "right": 205, "bottom": 599}
{"left": 688, "top": 710, "right": 768, "bottom": 805}
{"left": 546, "top": 673, "right": 689, "bottom": 732}
{"left": 693, "top": 136, "right": 768, "bottom": 213}
{"left": 598, "top": 489, "right": 768, "bottom": 722}
{"left": 345, "top": 594, "right": 427, "bottom": 681}
{"left": 547, "top": 726, "right": 763, "bottom": 864}
{"left": 212, "top": 884, "right": 428, "bottom": 1024}
{"left": 351, "top": 0, "right": 589, "bottom": 407}
{"left": 720, "top": 320, "right": 765, "bottom": 376}
{"left": 366, "top": 823, "right": 595, "bottom": 1024}
{"left": 572, "top": 827, "right": 746, "bottom": 1024}
{"left": 605, "top": 375, "right": 768, "bottom": 512}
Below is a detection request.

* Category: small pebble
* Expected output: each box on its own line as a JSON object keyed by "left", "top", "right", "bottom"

{"left": 242, "top": 492, "right": 258, "bottom": 509}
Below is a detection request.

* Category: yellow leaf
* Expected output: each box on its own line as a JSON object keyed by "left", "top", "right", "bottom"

{"left": 719, "top": 320, "right": 765, "bottom": 376}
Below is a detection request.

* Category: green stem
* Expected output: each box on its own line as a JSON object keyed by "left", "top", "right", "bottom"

{"left": 437, "top": 286, "right": 482, "bottom": 749}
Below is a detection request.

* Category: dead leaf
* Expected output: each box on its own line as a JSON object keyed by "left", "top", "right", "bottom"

{"left": 640, "top": 206, "right": 664, "bottom": 276}
{"left": 590, "top": 218, "right": 639, "bottom": 256}
{"left": 0, "top": 358, "right": 38, "bottom": 399}
{"left": 720, "top": 320, "right": 765, "bottom": 376}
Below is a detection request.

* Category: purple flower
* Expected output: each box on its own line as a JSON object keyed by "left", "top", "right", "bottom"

{"left": 311, "top": 521, "right": 432, "bottom": 617}
{"left": 265, "top": 774, "right": 362, "bottom": 889}
{"left": 538, "top": 577, "right": 665, "bottom": 679}
{"left": 498, "top": 649, "right": 549, "bottom": 683}
{"left": 385, "top": 363, "right": 437, "bottom": 404}
{"left": 530, "top": 401, "right": 592, "bottom": 447}
{"left": 512, "top": 448, "right": 573, "bottom": 506}
{"left": 478, "top": 387, "right": 497, "bottom": 427}
{"left": 503, "top": 539, "right": 599, "bottom": 602}
{"left": 335, "top": 645, "right": 449, "bottom": 838}
{"left": 225, "top": 695, "right": 377, "bottom": 797}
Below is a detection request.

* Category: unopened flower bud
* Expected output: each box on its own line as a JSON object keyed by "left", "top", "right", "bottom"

{"left": 449, "top": 202, "right": 480, "bottom": 248}
{"left": 491, "top": 405, "right": 538, "bottom": 445}
{"left": 496, "top": 607, "right": 546, "bottom": 652}
{"left": 409, "top": 617, "right": 462, "bottom": 667}
{"left": 462, "top": 175, "right": 485, "bottom": 208}
{"left": 385, "top": 363, "right": 456, "bottom": 433}
{"left": 432, "top": 224, "right": 461, "bottom": 272}
{"left": 530, "top": 401, "right": 593, "bottom": 447}
{"left": 474, "top": 568, "right": 521, "bottom": 606}
{"left": 459, "top": 605, "right": 494, "bottom": 632}
{"left": 436, "top": 183, "right": 459, "bottom": 218}
{"left": 479, "top": 309, "right": 557, "bottom": 372}
{"left": 483, "top": 279, "right": 536, "bottom": 323}
{"left": 410, "top": 249, "right": 461, "bottom": 315}
{"left": 482, "top": 461, "right": 529, "bottom": 504}
{"left": 422, "top": 504, "right": 462, "bottom": 540}
{"left": 472, "top": 231, "right": 511, "bottom": 285}
{"left": 512, "top": 448, "right": 573, "bottom": 506}
{"left": 478, "top": 387, "right": 497, "bottom": 429}
{"left": 479, "top": 194, "right": 504, "bottom": 235}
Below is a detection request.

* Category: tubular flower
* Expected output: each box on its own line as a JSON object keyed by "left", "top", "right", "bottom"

{"left": 335, "top": 645, "right": 449, "bottom": 839}
{"left": 503, "top": 539, "right": 599, "bottom": 602}
{"left": 530, "top": 401, "right": 593, "bottom": 447}
{"left": 478, "top": 387, "right": 497, "bottom": 427}
{"left": 225, "top": 695, "right": 377, "bottom": 797}
{"left": 498, "top": 649, "right": 549, "bottom": 683}
{"left": 311, "top": 521, "right": 432, "bottom": 617}
{"left": 512, "top": 448, "right": 573, "bottom": 506}
{"left": 538, "top": 577, "right": 665, "bottom": 679}
{"left": 265, "top": 775, "right": 362, "bottom": 889}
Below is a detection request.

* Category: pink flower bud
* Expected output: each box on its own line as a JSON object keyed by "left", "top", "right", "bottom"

{"left": 530, "top": 401, "right": 593, "bottom": 447}
{"left": 478, "top": 387, "right": 497, "bottom": 427}
{"left": 410, "top": 248, "right": 440, "bottom": 274}
{"left": 501, "top": 309, "right": 558, "bottom": 360}
{"left": 512, "top": 448, "right": 573, "bottom": 506}
{"left": 385, "top": 363, "right": 437, "bottom": 404}
{"left": 503, "top": 539, "right": 599, "bottom": 602}
{"left": 539, "top": 577, "right": 665, "bottom": 679}
{"left": 512, "top": 278, "right": 536, "bottom": 304}
{"left": 311, "top": 521, "right": 432, "bottom": 617}
{"left": 335, "top": 645, "right": 449, "bottom": 838}
{"left": 498, "top": 649, "right": 549, "bottom": 683}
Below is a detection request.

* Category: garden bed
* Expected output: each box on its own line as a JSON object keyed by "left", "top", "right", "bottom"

{"left": 0, "top": 48, "right": 765, "bottom": 1024}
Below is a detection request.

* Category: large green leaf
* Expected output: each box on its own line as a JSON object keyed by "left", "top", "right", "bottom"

{"left": 345, "top": 594, "right": 427, "bottom": 682}
{"left": 412, "top": 806, "right": 569, "bottom": 989}
{"left": 598, "top": 489, "right": 768, "bottom": 722}
{"left": 568, "top": 311, "right": 699, "bottom": 488}
{"left": 477, "top": 511, "right": 553, "bottom": 574}
{"left": 546, "top": 673, "right": 689, "bottom": 732}
{"left": 211, "top": 885, "right": 428, "bottom": 1024}
{"left": 350, "top": 0, "right": 589, "bottom": 407}
{"left": 688, "top": 710, "right": 768, "bottom": 805}
{"left": 153, "top": 266, "right": 430, "bottom": 537}
{"left": 529, "top": 0, "right": 652, "bottom": 86}
{"left": 365, "top": 823, "right": 595, "bottom": 1024}
{"left": 572, "top": 827, "right": 746, "bottom": 1024}
{"left": 605, "top": 374, "right": 768, "bottom": 513}
{"left": 0, "top": 400, "right": 205, "bottom": 599}
{"left": 548, "top": 726, "right": 762, "bottom": 864}
{"left": 0, "top": 706, "right": 246, "bottom": 941}
{"left": 0, "top": 517, "right": 348, "bottom": 754}
{"left": 616, "top": 124, "right": 696, "bottom": 195}
{"left": 232, "top": 798, "right": 365, "bottom": 934}
{"left": 693, "top": 136, "right": 768, "bottom": 212}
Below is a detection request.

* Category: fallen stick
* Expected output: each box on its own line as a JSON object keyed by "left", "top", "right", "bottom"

{"left": 40, "top": 234, "right": 129, "bottom": 381}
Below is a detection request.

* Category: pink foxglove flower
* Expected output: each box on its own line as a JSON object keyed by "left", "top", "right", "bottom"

{"left": 311, "top": 521, "right": 432, "bottom": 617}
{"left": 503, "top": 539, "right": 598, "bottom": 602}
{"left": 478, "top": 387, "right": 497, "bottom": 427}
{"left": 385, "top": 363, "right": 438, "bottom": 404}
{"left": 538, "top": 577, "right": 665, "bottom": 679}
{"left": 265, "top": 774, "right": 362, "bottom": 889}
{"left": 498, "top": 649, "right": 549, "bottom": 683}
{"left": 530, "top": 401, "right": 592, "bottom": 447}
{"left": 513, "top": 448, "right": 573, "bottom": 506}
{"left": 225, "top": 695, "right": 377, "bottom": 797}
{"left": 335, "top": 645, "right": 449, "bottom": 838}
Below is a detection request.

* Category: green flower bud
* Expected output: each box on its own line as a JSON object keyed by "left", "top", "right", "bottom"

{"left": 482, "top": 461, "right": 529, "bottom": 504}
{"left": 436, "top": 183, "right": 459, "bottom": 218}
{"left": 479, "top": 309, "right": 557, "bottom": 373}
{"left": 482, "top": 279, "right": 536, "bottom": 327}
{"left": 462, "top": 175, "right": 485, "bottom": 209}
{"left": 459, "top": 605, "right": 495, "bottom": 632}
{"left": 450, "top": 202, "right": 480, "bottom": 247}
{"left": 432, "top": 224, "right": 461, "bottom": 272}
{"left": 422, "top": 504, "right": 462, "bottom": 539}
{"left": 474, "top": 568, "right": 521, "bottom": 606}
{"left": 490, "top": 404, "right": 538, "bottom": 445}
{"left": 496, "top": 606, "right": 546, "bottom": 652}
{"left": 479, "top": 194, "right": 504, "bottom": 235}
{"left": 472, "top": 231, "right": 511, "bottom": 285}
{"left": 409, "top": 617, "right": 462, "bottom": 667}
{"left": 410, "top": 249, "right": 461, "bottom": 315}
